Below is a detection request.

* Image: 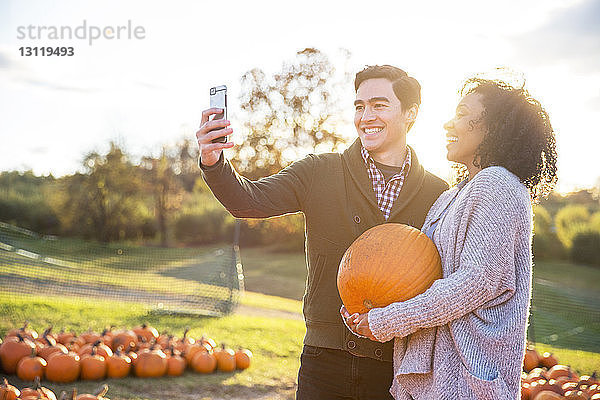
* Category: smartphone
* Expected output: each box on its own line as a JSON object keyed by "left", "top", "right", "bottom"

{"left": 209, "top": 85, "right": 227, "bottom": 143}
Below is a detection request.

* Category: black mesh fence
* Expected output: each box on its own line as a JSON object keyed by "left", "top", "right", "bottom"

{"left": 1, "top": 221, "right": 599, "bottom": 351}
{"left": 0, "top": 221, "right": 244, "bottom": 316}
{"left": 528, "top": 272, "right": 600, "bottom": 353}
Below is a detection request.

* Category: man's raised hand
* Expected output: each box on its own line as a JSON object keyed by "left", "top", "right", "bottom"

{"left": 196, "top": 108, "right": 234, "bottom": 166}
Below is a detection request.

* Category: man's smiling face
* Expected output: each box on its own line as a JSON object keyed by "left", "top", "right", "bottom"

{"left": 354, "top": 78, "right": 412, "bottom": 158}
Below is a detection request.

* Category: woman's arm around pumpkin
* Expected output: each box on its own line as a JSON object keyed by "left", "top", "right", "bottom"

{"left": 367, "top": 167, "right": 532, "bottom": 342}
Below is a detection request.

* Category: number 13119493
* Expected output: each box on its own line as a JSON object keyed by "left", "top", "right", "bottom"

{"left": 19, "top": 47, "right": 74, "bottom": 56}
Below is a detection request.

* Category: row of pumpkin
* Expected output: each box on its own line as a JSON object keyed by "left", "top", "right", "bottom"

{"left": 1, "top": 379, "right": 111, "bottom": 400}
{"left": 521, "top": 344, "right": 599, "bottom": 400}
{"left": 0, "top": 322, "right": 253, "bottom": 382}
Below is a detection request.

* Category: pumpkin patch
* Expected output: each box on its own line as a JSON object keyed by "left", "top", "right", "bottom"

{"left": 0, "top": 321, "right": 253, "bottom": 391}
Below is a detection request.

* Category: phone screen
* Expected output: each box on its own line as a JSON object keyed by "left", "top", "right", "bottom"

{"left": 209, "top": 85, "right": 227, "bottom": 143}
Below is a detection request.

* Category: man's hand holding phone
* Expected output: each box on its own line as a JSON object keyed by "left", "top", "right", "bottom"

{"left": 196, "top": 108, "right": 234, "bottom": 167}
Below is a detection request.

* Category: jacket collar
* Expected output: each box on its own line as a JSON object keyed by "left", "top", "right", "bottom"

{"left": 342, "top": 138, "right": 426, "bottom": 222}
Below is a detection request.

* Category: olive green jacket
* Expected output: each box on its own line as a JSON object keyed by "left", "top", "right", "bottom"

{"left": 201, "top": 139, "right": 448, "bottom": 362}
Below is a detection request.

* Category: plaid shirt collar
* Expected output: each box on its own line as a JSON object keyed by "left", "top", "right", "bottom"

{"left": 360, "top": 145, "right": 412, "bottom": 220}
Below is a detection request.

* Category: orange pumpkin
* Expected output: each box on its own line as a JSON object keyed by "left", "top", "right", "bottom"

{"left": 214, "top": 344, "right": 236, "bottom": 372}
{"left": 79, "top": 340, "right": 113, "bottom": 358}
{"left": 0, "top": 378, "right": 20, "bottom": 400}
{"left": 80, "top": 348, "right": 106, "bottom": 380}
{"left": 540, "top": 352, "right": 559, "bottom": 369}
{"left": 101, "top": 327, "right": 115, "bottom": 349}
{"left": 45, "top": 351, "right": 80, "bottom": 383}
{"left": 6, "top": 322, "right": 38, "bottom": 341}
{"left": 234, "top": 348, "right": 252, "bottom": 370}
{"left": 529, "top": 379, "right": 564, "bottom": 399}
{"left": 191, "top": 351, "right": 216, "bottom": 374}
{"left": 133, "top": 324, "right": 159, "bottom": 343}
{"left": 38, "top": 342, "right": 68, "bottom": 361}
{"left": 337, "top": 224, "right": 442, "bottom": 314}
{"left": 106, "top": 348, "right": 131, "bottom": 379}
{"left": 166, "top": 348, "right": 186, "bottom": 376}
{"left": 199, "top": 336, "right": 217, "bottom": 350}
{"left": 34, "top": 327, "right": 57, "bottom": 348}
{"left": 18, "top": 377, "right": 56, "bottom": 400}
{"left": 564, "top": 390, "right": 589, "bottom": 400}
{"left": 174, "top": 329, "right": 195, "bottom": 353}
{"left": 184, "top": 342, "right": 211, "bottom": 365}
{"left": 534, "top": 391, "right": 565, "bottom": 400}
{"left": 523, "top": 345, "right": 541, "bottom": 372}
{"left": 17, "top": 348, "right": 47, "bottom": 381}
{"left": 79, "top": 329, "right": 102, "bottom": 344}
{"left": 110, "top": 330, "right": 138, "bottom": 352}
{"left": 0, "top": 334, "right": 36, "bottom": 374}
{"left": 134, "top": 347, "right": 167, "bottom": 378}
{"left": 548, "top": 365, "right": 579, "bottom": 381}
{"left": 75, "top": 384, "right": 110, "bottom": 400}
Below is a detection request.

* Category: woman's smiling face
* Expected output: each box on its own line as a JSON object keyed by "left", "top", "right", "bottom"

{"left": 444, "top": 92, "right": 487, "bottom": 167}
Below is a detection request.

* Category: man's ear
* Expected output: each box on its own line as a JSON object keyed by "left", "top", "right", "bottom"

{"left": 407, "top": 104, "right": 419, "bottom": 123}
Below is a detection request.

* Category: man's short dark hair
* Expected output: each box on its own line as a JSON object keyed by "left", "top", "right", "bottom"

{"left": 354, "top": 65, "right": 421, "bottom": 111}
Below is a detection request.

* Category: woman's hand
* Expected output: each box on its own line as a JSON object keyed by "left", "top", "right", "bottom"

{"left": 340, "top": 305, "right": 380, "bottom": 342}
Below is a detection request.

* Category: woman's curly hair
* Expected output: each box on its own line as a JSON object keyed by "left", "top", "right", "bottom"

{"left": 452, "top": 77, "right": 558, "bottom": 202}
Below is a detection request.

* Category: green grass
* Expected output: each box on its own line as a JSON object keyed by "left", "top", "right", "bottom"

{"left": 0, "top": 292, "right": 304, "bottom": 400}
{"left": 533, "top": 343, "right": 600, "bottom": 375}
{"left": 239, "top": 247, "right": 307, "bottom": 301}
{"left": 530, "top": 260, "right": 600, "bottom": 353}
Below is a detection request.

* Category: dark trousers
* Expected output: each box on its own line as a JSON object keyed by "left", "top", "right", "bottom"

{"left": 296, "top": 345, "right": 394, "bottom": 400}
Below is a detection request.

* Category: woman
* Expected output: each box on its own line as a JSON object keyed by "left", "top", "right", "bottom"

{"left": 342, "top": 77, "right": 557, "bottom": 399}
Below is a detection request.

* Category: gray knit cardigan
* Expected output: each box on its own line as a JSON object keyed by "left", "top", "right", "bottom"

{"left": 368, "top": 166, "right": 533, "bottom": 400}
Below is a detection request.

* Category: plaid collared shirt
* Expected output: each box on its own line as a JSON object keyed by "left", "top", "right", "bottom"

{"left": 361, "top": 146, "right": 412, "bottom": 220}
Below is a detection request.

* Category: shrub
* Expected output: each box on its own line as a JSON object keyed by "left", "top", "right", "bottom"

{"left": 555, "top": 205, "right": 590, "bottom": 249}
{"left": 0, "top": 193, "right": 60, "bottom": 234}
{"left": 174, "top": 209, "right": 234, "bottom": 245}
{"left": 532, "top": 205, "right": 566, "bottom": 260}
{"left": 571, "top": 230, "right": 600, "bottom": 266}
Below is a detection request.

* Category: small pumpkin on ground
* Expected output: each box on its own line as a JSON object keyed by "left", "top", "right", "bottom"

{"left": 110, "top": 330, "right": 138, "bottom": 352}
{"left": 523, "top": 344, "right": 541, "bottom": 372}
{"left": 133, "top": 324, "right": 159, "bottom": 343}
{"left": 18, "top": 377, "right": 57, "bottom": 400}
{"left": 80, "top": 346, "right": 106, "bottom": 380}
{"left": 174, "top": 328, "right": 195, "bottom": 353}
{"left": 0, "top": 334, "right": 36, "bottom": 374}
{"left": 0, "top": 378, "right": 20, "bottom": 400}
{"left": 234, "top": 348, "right": 252, "bottom": 370}
{"left": 184, "top": 342, "right": 210, "bottom": 365}
{"left": 75, "top": 384, "right": 110, "bottom": 400}
{"left": 78, "top": 340, "right": 113, "bottom": 358}
{"left": 17, "top": 348, "right": 47, "bottom": 381}
{"left": 79, "top": 329, "right": 102, "bottom": 344}
{"left": 166, "top": 347, "right": 186, "bottom": 376}
{"left": 56, "top": 330, "right": 76, "bottom": 346}
{"left": 6, "top": 322, "right": 38, "bottom": 341}
{"left": 134, "top": 345, "right": 167, "bottom": 378}
{"left": 106, "top": 347, "right": 131, "bottom": 379}
{"left": 191, "top": 351, "right": 216, "bottom": 374}
{"left": 45, "top": 351, "right": 80, "bottom": 383}
{"left": 539, "top": 352, "right": 559, "bottom": 369}
{"left": 214, "top": 344, "right": 236, "bottom": 372}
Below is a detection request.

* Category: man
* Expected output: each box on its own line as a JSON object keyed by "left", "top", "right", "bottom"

{"left": 197, "top": 65, "right": 448, "bottom": 399}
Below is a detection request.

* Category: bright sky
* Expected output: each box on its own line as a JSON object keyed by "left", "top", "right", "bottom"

{"left": 1, "top": 0, "right": 599, "bottom": 192}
